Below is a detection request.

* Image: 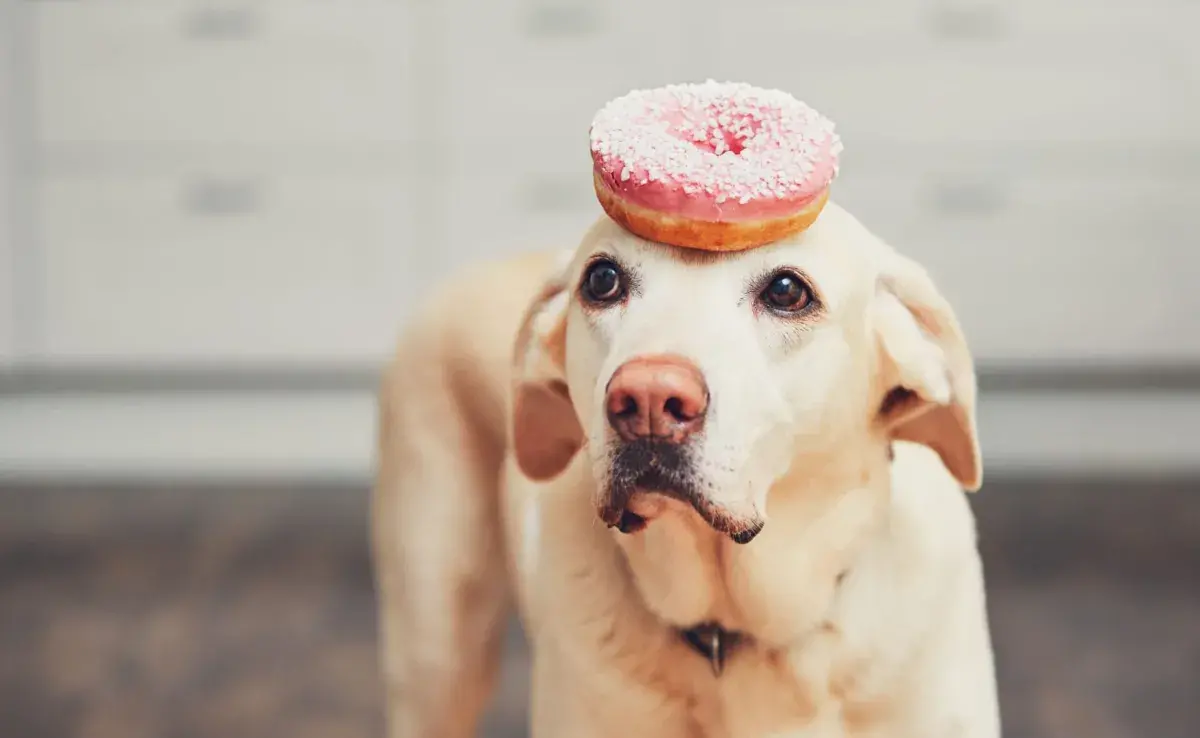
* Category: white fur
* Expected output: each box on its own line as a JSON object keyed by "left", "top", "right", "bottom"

{"left": 373, "top": 203, "right": 999, "bottom": 738}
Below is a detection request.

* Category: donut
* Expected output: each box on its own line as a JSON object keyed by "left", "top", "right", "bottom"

{"left": 589, "top": 80, "right": 842, "bottom": 252}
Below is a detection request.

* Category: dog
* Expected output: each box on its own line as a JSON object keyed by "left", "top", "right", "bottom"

{"left": 371, "top": 202, "right": 1001, "bottom": 738}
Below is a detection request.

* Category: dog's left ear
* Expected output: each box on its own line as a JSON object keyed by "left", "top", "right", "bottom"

{"left": 510, "top": 258, "right": 584, "bottom": 481}
{"left": 872, "top": 252, "right": 982, "bottom": 491}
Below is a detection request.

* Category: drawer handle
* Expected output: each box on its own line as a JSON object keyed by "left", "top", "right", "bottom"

{"left": 182, "top": 8, "right": 262, "bottom": 40}
{"left": 926, "top": 5, "right": 1007, "bottom": 40}
{"left": 524, "top": 4, "right": 601, "bottom": 37}
{"left": 522, "top": 177, "right": 590, "bottom": 213}
{"left": 182, "top": 178, "right": 263, "bottom": 216}
{"left": 929, "top": 181, "right": 1009, "bottom": 216}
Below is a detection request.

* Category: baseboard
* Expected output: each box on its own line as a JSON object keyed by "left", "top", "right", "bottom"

{"left": 1, "top": 389, "right": 1198, "bottom": 483}
{"left": 0, "top": 391, "right": 377, "bottom": 484}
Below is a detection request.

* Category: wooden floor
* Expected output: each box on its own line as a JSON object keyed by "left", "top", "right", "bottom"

{"left": 0, "top": 479, "right": 1196, "bottom": 738}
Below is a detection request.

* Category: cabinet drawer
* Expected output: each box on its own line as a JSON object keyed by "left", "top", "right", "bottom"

{"left": 838, "top": 170, "right": 1200, "bottom": 363}
{"left": 702, "top": 0, "right": 1175, "bottom": 45}
{"left": 0, "top": 103, "right": 11, "bottom": 366}
{"left": 35, "top": 172, "right": 419, "bottom": 363}
{"left": 34, "top": 1, "right": 416, "bottom": 146}
{"left": 0, "top": 240, "right": 11, "bottom": 365}
{"left": 714, "top": 44, "right": 1188, "bottom": 147}
{"left": 1168, "top": 4, "right": 1200, "bottom": 99}
{"left": 437, "top": 142, "right": 601, "bottom": 276}
{"left": 697, "top": 0, "right": 1191, "bottom": 147}
{"left": 439, "top": 0, "right": 689, "bottom": 141}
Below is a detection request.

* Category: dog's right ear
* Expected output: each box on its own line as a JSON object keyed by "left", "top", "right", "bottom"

{"left": 511, "top": 261, "right": 584, "bottom": 481}
{"left": 872, "top": 250, "right": 982, "bottom": 491}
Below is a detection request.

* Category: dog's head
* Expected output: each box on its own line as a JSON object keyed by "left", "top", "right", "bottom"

{"left": 511, "top": 205, "right": 980, "bottom": 543}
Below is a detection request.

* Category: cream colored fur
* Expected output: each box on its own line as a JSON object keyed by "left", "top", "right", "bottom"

{"left": 372, "top": 203, "right": 1001, "bottom": 738}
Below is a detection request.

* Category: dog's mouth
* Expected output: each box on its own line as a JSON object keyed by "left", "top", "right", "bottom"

{"left": 598, "top": 440, "right": 764, "bottom": 545}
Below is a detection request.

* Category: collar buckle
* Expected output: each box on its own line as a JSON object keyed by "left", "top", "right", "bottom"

{"left": 681, "top": 622, "right": 734, "bottom": 676}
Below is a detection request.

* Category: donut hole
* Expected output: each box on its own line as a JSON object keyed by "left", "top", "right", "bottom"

{"left": 671, "top": 110, "right": 764, "bottom": 157}
{"left": 687, "top": 130, "right": 747, "bottom": 156}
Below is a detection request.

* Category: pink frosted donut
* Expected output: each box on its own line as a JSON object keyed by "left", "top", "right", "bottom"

{"left": 589, "top": 80, "right": 842, "bottom": 251}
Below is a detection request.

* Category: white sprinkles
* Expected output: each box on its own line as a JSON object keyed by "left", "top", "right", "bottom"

{"left": 590, "top": 80, "right": 843, "bottom": 205}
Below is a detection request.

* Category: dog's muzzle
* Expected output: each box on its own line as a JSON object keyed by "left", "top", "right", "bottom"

{"left": 600, "top": 439, "right": 764, "bottom": 544}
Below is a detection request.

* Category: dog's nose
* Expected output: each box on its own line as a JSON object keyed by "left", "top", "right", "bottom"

{"left": 606, "top": 355, "right": 708, "bottom": 443}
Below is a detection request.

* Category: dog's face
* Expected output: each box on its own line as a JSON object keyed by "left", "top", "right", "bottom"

{"left": 512, "top": 205, "right": 980, "bottom": 542}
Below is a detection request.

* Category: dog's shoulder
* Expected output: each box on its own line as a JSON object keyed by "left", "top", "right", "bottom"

{"left": 825, "top": 442, "right": 985, "bottom": 700}
{"left": 887, "top": 441, "right": 980, "bottom": 559}
{"left": 849, "top": 441, "right": 981, "bottom": 610}
{"left": 378, "top": 248, "right": 567, "bottom": 440}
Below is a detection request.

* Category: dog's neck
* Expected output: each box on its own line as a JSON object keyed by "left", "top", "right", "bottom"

{"left": 612, "top": 439, "right": 894, "bottom": 653}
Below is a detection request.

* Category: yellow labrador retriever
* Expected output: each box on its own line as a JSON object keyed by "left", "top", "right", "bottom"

{"left": 372, "top": 203, "right": 1000, "bottom": 738}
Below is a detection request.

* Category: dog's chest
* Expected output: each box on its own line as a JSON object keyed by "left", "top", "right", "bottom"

{"left": 686, "top": 631, "right": 862, "bottom": 738}
{"left": 619, "top": 510, "right": 846, "bottom": 644}
{"left": 620, "top": 517, "right": 881, "bottom": 737}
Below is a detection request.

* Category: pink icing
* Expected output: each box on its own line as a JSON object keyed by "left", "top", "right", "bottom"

{"left": 589, "top": 81, "right": 842, "bottom": 222}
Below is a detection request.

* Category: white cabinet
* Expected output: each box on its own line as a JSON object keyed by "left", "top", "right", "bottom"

{"left": 438, "top": 0, "right": 691, "bottom": 143}
{"left": 25, "top": 0, "right": 421, "bottom": 366}
{"left": 436, "top": 140, "right": 600, "bottom": 277}
{"left": 0, "top": 1, "right": 13, "bottom": 366}
{"left": 34, "top": 169, "right": 418, "bottom": 364}
{"left": 696, "top": 1, "right": 1193, "bottom": 147}
{"left": 434, "top": 0, "right": 695, "bottom": 285}
{"left": 0, "top": 211, "right": 10, "bottom": 366}
{"left": 837, "top": 162, "right": 1200, "bottom": 363}
{"left": 8, "top": 0, "right": 1200, "bottom": 369}
{"left": 34, "top": 0, "right": 416, "bottom": 147}
{"left": 1168, "top": 2, "right": 1200, "bottom": 117}
{"left": 690, "top": 0, "right": 1200, "bottom": 363}
{"left": 698, "top": 0, "right": 1176, "bottom": 45}
{"left": 0, "top": 250, "right": 10, "bottom": 365}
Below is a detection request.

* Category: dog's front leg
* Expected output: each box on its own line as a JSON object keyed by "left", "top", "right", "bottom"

{"left": 372, "top": 362, "right": 511, "bottom": 738}
{"left": 903, "top": 560, "right": 1001, "bottom": 738}
{"left": 854, "top": 555, "right": 1001, "bottom": 738}
{"left": 529, "top": 648, "right": 697, "bottom": 738}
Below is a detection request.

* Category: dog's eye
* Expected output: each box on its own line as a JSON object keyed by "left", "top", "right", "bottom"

{"left": 582, "top": 260, "right": 625, "bottom": 304}
{"left": 761, "top": 271, "right": 813, "bottom": 312}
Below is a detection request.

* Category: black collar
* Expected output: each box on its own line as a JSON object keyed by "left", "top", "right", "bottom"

{"left": 679, "top": 622, "right": 746, "bottom": 676}
{"left": 679, "top": 566, "right": 853, "bottom": 676}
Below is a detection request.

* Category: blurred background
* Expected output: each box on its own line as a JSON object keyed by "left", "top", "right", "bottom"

{"left": 0, "top": 1, "right": 1197, "bottom": 737}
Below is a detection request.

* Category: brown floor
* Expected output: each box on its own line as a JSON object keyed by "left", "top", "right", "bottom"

{"left": 0, "top": 479, "right": 1196, "bottom": 738}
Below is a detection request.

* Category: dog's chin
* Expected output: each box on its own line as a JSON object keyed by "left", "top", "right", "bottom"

{"left": 598, "top": 441, "right": 764, "bottom": 544}
{"left": 599, "top": 487, "right": 763, "bottom": 544}
{"left": 597, "top": 492, "right": 654, "bottom": 535}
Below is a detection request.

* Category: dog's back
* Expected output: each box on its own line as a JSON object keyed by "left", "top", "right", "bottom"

{"left": 371, "top": 249, "right": 560, "bottom": 738}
